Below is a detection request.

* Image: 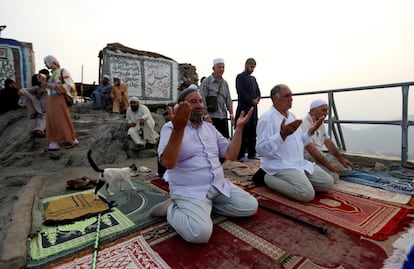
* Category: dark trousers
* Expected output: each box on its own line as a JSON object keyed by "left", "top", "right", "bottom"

{"left": 238, "top": 124, "right": 257, "bottom": 159}
{"left": 211, "top": 118, "right": 229, "bottom": 139}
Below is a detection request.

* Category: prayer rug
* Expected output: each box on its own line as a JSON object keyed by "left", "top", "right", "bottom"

{"left": 389, "top": 167, "right": 414, "bottom": 180}
{"left": 249, "top": 186, "right": 412, "bottom": 240}
{"left": 150, "top": 177, "right": 254, "bottom": 192}
{"left": 340, "top": 169, "right": 414, "bottom": 195}
{"left": 44, "top": 192, "right": 110, "bottom": 224}
{"left": 150, "top": 177, "right": 170, "bottom": 193}
{"left": 332, "top": 180, "right": 412, "bottom": 205}
{"left": 103, "top": 180, "right": 169, "bottom": 231}
{"left": 147, "top": 208, "right": 387, "bottom": 269}
{"left": 53, "top": 235, "right": 171, "bottom": 269}
{"left": 383, "top": 226, "right": 414, "bottom": 269}
{"left": 29, "top": 180, "right": 168, "bottom": 268}
{"left": 222, "top": 159, "right": 261, "bottom": 176}
{"left": 28, "top": 208, "right": 134, "bottom": 264}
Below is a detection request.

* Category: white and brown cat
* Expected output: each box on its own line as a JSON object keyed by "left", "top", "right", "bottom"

{"left": 87, "top": 150, "right": 137, "bottom": 199}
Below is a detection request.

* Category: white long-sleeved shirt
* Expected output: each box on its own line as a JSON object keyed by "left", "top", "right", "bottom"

{"left": 126, "top": 104, "right": 154, "bottom": 127}
{"left": 256, "top": 106, "right": 314, "bottom": 175}
{"left": 301, "top": 113, "right": 329, "bottom": 153}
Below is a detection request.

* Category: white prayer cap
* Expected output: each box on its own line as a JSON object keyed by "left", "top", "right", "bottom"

{"left": 188, "top": 84, "right": 198, "bottom": 90}
{"left": 129, "top": 96, "right": 139, "bottom": 103}
{"left": 310, "top": 99, "right": 327, "bottom": 110}
{"left": 213, "top": 58, "right": 225, "bottom": 66}
{"left": 103, "top": 75, "right": 110, "bottom": 80}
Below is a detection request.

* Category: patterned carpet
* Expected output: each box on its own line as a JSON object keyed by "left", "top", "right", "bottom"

{"left": 28, "top": 180, "right": 168, "bottom": 268}
{"left": 383, "top": 226, "right": 414, "bottom": 268}
{"left": 27, "top": 172, "right": 413, "bottom": 268}
{"left": 249, "top": 186, "right": 412, "bottom": 240}
{"left": 145, "top": 208, "right": 387, "bottom": 269}
{"left": 332, "top": 180, "right": 412, "bottom": 204}
{"left": 29, "top": 208, "right": 134, "bottom": 263}
{"left": 53, "top": 235, "right": 171, "bottom": 269}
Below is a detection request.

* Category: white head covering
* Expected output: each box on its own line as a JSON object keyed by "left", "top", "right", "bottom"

{"left": 310, "top": 99, "right": 327, "bottom": 110}
{"left": 188, "top": 84, "right": 198, "bottom": 90}
{"left": 43, "top": 55, "right": 60, "bottom": 69}
{"left": 129, "top": 96, "right": 139, "bottom": 103}
{"left": 103, "top": 75, "right": 110, "bottom": 80}
{"left": 213, "top": 58, "right": 225, "bottom": 66}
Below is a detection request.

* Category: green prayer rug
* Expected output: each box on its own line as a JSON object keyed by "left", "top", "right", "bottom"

{"left": 28, "top": 181, "right": 167, "bottom": 268}
{"left": 29, "top": 208, "right": 134, "bottom": 261}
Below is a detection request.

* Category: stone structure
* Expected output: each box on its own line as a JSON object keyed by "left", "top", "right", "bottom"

{"left": 98, "top": 43, "right": 198, "bottom": 105}
{"left": 0, "top": 37, "right": 35, "bottom": 88}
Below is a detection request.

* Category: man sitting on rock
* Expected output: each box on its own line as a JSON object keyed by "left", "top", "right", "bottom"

{"left": 91, "top": 75, "right": 112, "bottom": 109}
{"left": 126, "top": 96, "right": 159, "bottom": 149}
{"left": 18, "top": 70, "right": 50, "bottom": 137}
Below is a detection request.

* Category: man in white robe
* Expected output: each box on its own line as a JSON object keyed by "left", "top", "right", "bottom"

{"left": 126, "top": 97, "right": 159, "bottom": 148}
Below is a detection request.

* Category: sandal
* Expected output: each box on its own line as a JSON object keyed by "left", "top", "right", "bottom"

{"left": 44, "top": 147, "right": 59, "bottom": 152}
{"left": 66, "top": 176, "right": 97, "bottom": 190}
{"left": 32, "top": 130, "right": 44, "bottom": 138}
{"left": 138, "top": 166, "right": 152, "bottom": 173}
{"left": 65, "top": 139, "right": 79, "bottom": 149}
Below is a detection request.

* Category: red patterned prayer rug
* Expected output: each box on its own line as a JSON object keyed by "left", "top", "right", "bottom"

{"left": 249, "top": 186, "right": 412, "bottom": 240}
{"left": 145, "top": 207, "right": 388, "bottom": 269}
{"left": 53, "top": 235, "right": 171, "bottom": 269}
{"left": 150, "top": 177, "right": 170, "bottom": 193}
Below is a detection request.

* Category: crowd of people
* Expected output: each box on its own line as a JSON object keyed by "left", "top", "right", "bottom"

{"left": 0, "top": 55, "right": 354, "bottom": 245}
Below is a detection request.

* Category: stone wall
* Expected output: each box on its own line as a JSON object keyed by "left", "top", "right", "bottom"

{"left": 0, "top": 38, "right": 35, "bottom": 88}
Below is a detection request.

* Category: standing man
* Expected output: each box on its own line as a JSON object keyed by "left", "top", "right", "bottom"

{"left": 235, "top": 58, "right": 261, "bottom": 161}
{"left": 200, "top": 58, "right": 234, "bottom": 138}
{"left": 150, "top": 87, "right": 258, "bottom": 244}
{"left": 91, "top": 75, "right": 112, "bottom": 109}
{"left": 301, "top": 99, "right": 354, "bottom": 183}
{"left": 126, "top": 96, "right": 159, "bottom": 149}
{"left": 256, "top": 84, "right": 334, "bottom": 203}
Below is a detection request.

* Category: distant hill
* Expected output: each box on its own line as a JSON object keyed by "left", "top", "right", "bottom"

{"left": 335, "top": 115, "right": 414, "bottom": 161}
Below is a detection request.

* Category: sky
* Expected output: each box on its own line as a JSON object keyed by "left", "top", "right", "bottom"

{"left": 1, "top": 0, "right": 414, "bottom": 121}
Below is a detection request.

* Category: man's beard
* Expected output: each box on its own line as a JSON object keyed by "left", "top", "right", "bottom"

{"left": 189, "top": 113, "right": 202, "bottom": 123}
{"left": 131, "top": 106, "right": 138, "bottom": 112}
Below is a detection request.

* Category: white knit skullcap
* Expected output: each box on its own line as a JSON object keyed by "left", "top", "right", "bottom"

{"left": 129, "top": 96, "right": 139, "bottom": 102}
{"left": 103, "top": 75, "right": 110, "bottom": 80}
{"left": 213, "top": 58, "right": 225, "bottom": 66}
{"left": 188, "top": 84, "right": 198, "bottom": 90}
{"left": 310, "top": 99, "right": 327, "bottom": 110}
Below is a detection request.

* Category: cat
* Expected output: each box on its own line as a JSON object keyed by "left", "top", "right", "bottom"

{"left": 87, "top": 150, "right": 138, "bottom": 199}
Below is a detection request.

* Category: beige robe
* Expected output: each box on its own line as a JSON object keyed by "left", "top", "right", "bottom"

{"left": 111, "top": 83, "right": 129, "bottom": 113}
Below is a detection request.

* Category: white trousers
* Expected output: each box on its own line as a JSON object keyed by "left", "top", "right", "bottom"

{"left": 304, "top": 152, "right": 353, "bottom": 183}
{"left": 166, "top": 184, "right": 258, "bottom": 244}
{"left": 21, "top": 91, "right": 46, "bottom": 132}
{"left": 127, "top": 122, "right": 159, "bottom": 145}
{"left": 264, "top": 165, "right": 334, "bottom": 203}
